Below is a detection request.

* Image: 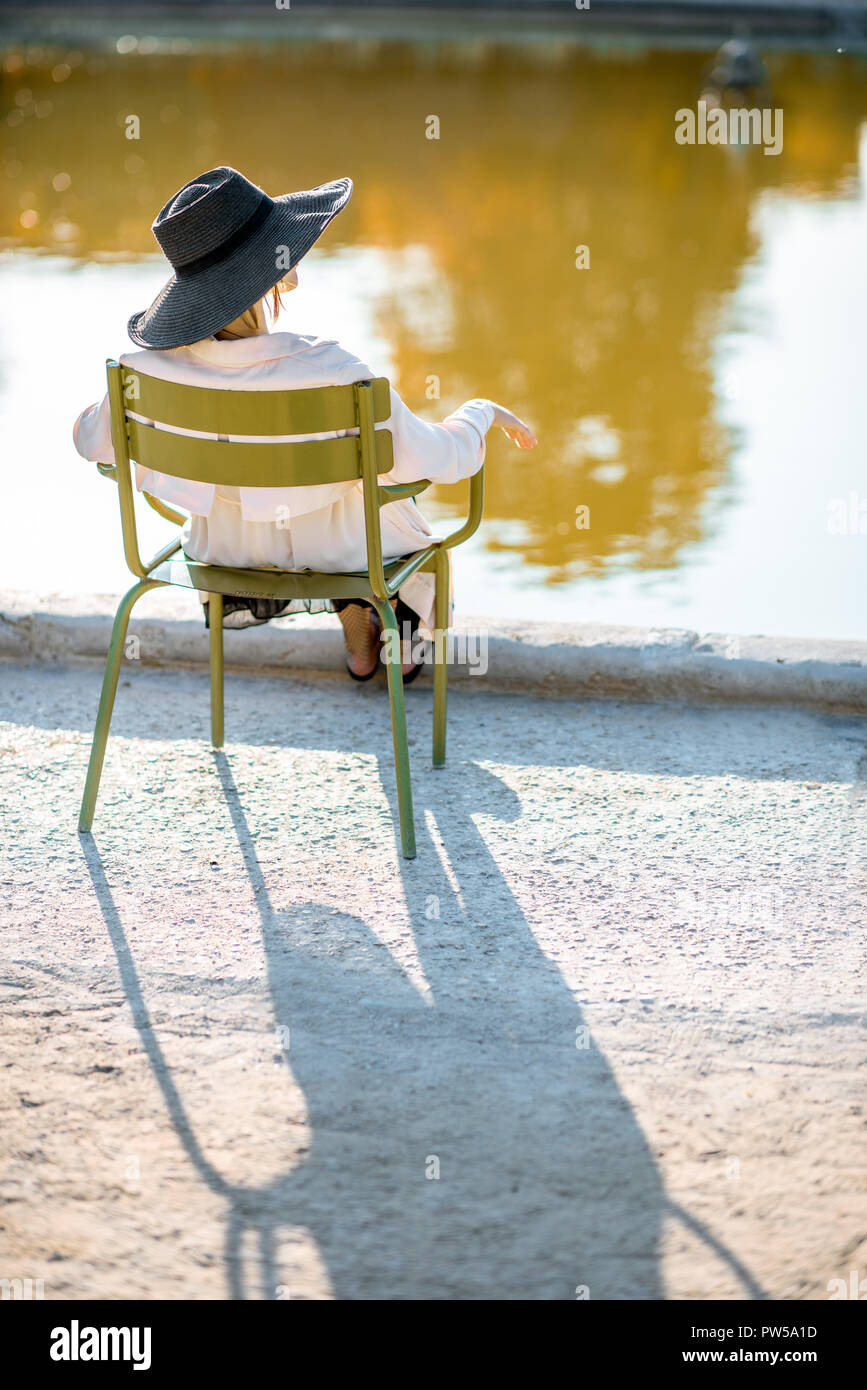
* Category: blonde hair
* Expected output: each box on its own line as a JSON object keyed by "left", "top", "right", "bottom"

{"left": 215, "top": 282, "right": 285, "bottom": 339}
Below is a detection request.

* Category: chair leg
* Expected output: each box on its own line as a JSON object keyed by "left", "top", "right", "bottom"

{"left": 433, "top": 548, "right": 450, "bottom": 768}
{"left": 78, "top": 579, "right": 161, "bottom": 832}
{"left": 373, "top": 597, "right": 416, "bottom": 859}
{"left": 209, "top": 593, "right": 224, "bottom": 749}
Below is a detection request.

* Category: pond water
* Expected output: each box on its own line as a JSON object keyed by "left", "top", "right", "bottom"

{"left": 1, "top": 39, "right": 866, "bottom": 637}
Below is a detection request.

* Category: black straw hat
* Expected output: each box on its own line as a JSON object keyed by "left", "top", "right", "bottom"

{"left": 127, "top": 166, "right": 353, "bottom": 350}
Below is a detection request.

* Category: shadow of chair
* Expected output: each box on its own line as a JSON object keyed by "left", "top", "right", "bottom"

{"left": 80, "top": 741, "right": 765, "bottom": 1300}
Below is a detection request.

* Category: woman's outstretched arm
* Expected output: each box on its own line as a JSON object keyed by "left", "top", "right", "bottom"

{"left": 384, "top": 390, "right": 536, "bottom": 487}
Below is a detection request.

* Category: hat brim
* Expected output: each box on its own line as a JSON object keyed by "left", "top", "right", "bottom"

{"left": 127, "top": 177, "right": 352, "bottom": 350}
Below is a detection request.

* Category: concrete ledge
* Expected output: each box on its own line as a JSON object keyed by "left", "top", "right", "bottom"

{"left": 1, "top": 588, "right": 866, "bottom": 712}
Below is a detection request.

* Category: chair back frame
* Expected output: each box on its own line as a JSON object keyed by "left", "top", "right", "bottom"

{"left": 106, "top": 360, "right": 408, "bottom": 599}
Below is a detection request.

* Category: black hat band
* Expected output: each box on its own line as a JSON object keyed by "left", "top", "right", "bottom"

{"left": 173, "top": 195, "right": 273, "bottom": 279}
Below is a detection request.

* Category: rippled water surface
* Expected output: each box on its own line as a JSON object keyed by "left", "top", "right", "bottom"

{"left": 2, "top": 39, "right": 865, "bottom": 636}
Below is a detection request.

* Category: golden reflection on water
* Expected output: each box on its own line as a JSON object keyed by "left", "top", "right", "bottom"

{"left": 2, "top": 42, "right": 866, "bottom": 585}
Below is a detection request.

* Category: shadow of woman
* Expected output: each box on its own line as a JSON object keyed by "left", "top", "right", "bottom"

{"left": 80, "top": 749, "right": 764, "bottom": 1300}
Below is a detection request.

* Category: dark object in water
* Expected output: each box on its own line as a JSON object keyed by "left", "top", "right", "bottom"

{"left": 701, "top": 38, "right": 770, "bottom": 109}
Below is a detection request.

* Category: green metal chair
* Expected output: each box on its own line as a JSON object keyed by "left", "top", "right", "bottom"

{"left": 78, "top": 361, "right": 485, "bottom": 859}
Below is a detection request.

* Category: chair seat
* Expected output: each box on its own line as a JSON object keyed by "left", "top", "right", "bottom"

{"left": 149, "top": 549, "right": 435, "bottom": 602}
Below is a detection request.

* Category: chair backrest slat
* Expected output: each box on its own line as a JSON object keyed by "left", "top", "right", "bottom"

{"left": 121, "top": 368, "right": 391, "bottom": 436}
{"left": 126, "top": 417, "right": 394, "bottom": 487}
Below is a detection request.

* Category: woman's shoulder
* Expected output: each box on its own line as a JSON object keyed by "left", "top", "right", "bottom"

{"left": 117, "top": 333, "right": 381, "bottom": 388}
{"left": 267, "top": 330, "right": 375, "bottom": 377}
{"left": 270, "top": 330, "right": 339, "bottom": 353}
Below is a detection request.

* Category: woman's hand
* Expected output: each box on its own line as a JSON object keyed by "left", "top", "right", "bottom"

{"left": 489, "top": 404, "right": 538, "bottom": 449}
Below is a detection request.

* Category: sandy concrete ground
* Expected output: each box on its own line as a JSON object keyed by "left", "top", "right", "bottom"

{"left": 0, "top": 657, "right": 865, "bottom": 1301}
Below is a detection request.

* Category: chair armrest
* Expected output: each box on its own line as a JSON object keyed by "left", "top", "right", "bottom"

{"left": 379, "top": 468, "right": 484, "bottom": 550}
{"left": 378, "top": 479, "right": 432, "bottom": 503}
{"left": 140, "top": 493, "right": 186, "bottom": 572}
{"left": 438, "top": 465, "right": 485, "bottom": 551}
{"left": 142, "top": 491, "right": 187, "bottom": 527}
{"left": 94, "top": 465, "right": 185, "bottom": 533}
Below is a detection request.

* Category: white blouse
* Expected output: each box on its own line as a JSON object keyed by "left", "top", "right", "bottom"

{"left": 73, "top": 329, "right": 495, "bottom": 632}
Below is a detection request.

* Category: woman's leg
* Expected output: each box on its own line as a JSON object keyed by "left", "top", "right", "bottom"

{"left": 335, "top": 600, "right": 381, "bottom": 679}
{"left": 334, "top": 598, "right": 423, "bottom": 680}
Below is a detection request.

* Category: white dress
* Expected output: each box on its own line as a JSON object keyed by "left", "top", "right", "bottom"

{"left": 73, "top": 329, "right": 496, "bottom": 634}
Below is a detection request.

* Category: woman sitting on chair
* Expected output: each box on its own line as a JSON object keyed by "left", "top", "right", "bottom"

{"left": 73, "top": 167, "right": 536, "bottom": 681}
